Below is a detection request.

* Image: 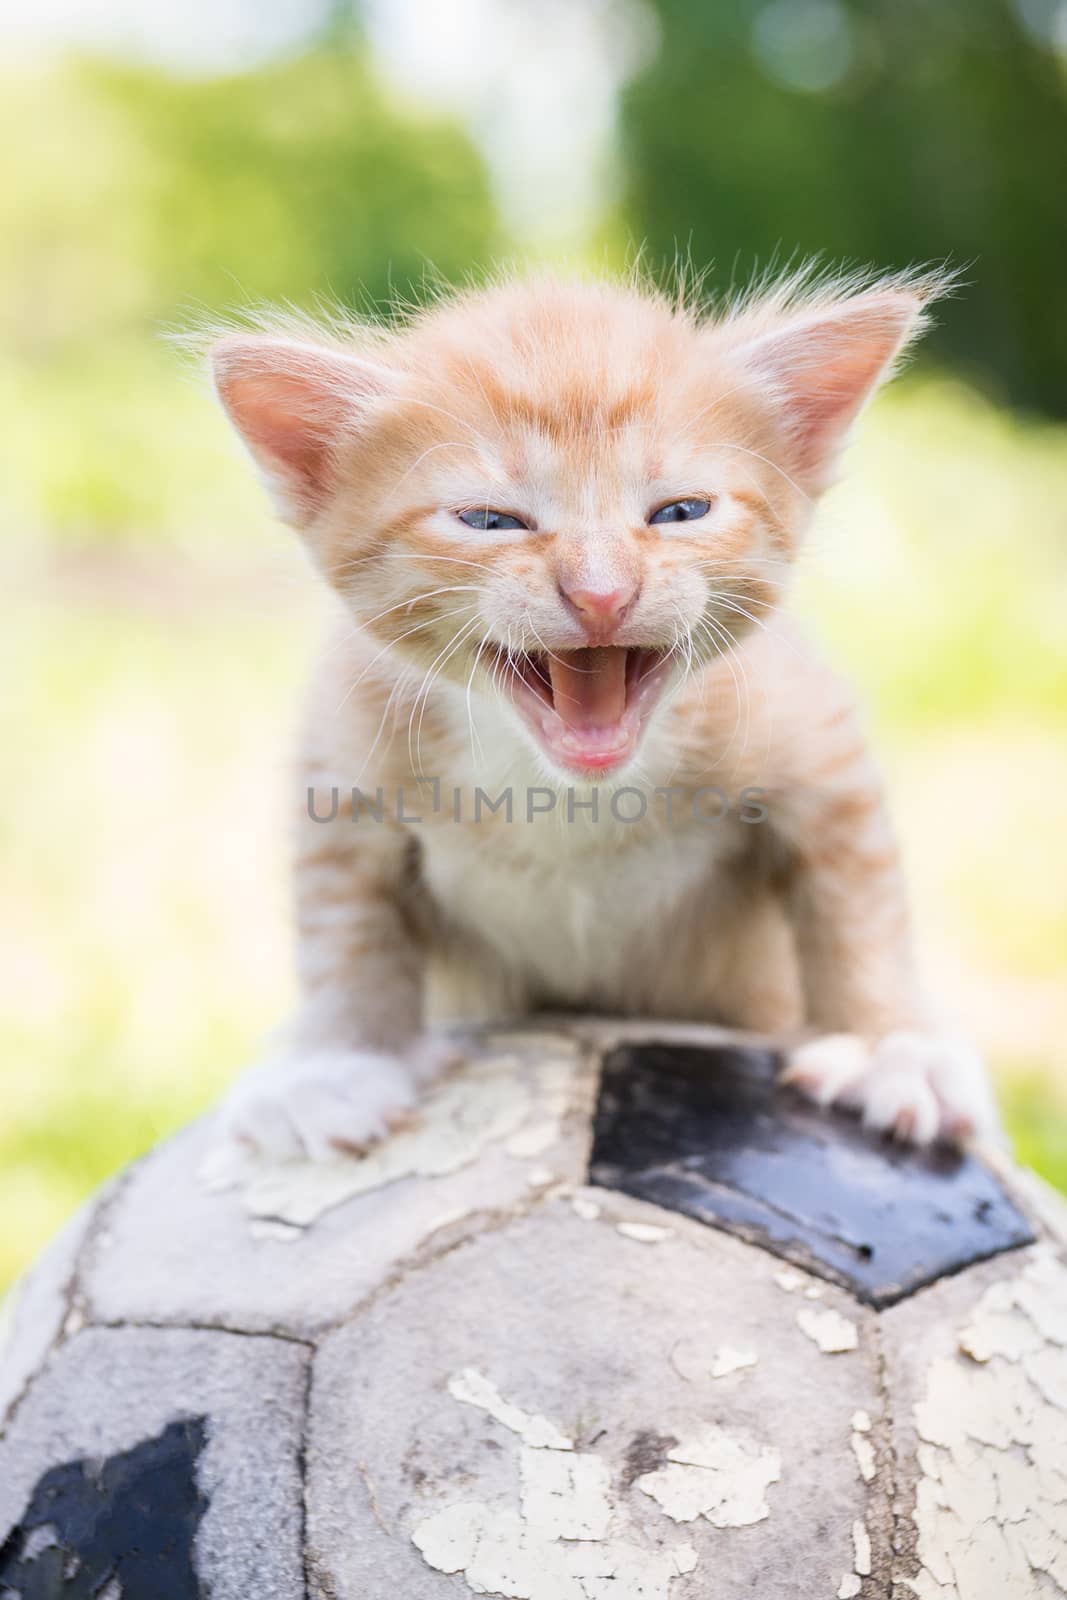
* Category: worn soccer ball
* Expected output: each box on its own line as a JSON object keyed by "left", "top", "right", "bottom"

{"left": 1, "top": 1022, "right": 1065, "bottom": 1600}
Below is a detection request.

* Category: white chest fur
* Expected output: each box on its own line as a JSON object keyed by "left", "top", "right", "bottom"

{"left": 418, "top": 799, "right": 741, "bottom": 1010}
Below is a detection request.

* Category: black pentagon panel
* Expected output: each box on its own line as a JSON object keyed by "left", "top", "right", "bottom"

{"left": 0, "top": 1418, "right": 208, "bottom": 1600}
{"left": 589, "top": 1041, "right": 1035, "bottom": 1307}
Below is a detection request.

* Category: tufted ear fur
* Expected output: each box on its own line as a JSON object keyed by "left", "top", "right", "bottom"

{"left": 731, "top": 288, "right": 927, "bottom": 491}
{"left": 211, "top": 335, "right": 398, "bottom": 526}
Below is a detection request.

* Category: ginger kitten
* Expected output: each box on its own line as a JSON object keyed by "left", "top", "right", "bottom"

{"left": 209, "top": 269, "right": 998, "bottom": 1160}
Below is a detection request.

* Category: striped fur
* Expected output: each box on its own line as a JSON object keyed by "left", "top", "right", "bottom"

{"left": 209, "top": 269, "right": 997, "bottom": 1158}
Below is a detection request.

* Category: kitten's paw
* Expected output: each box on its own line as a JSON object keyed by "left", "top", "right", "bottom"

{"left": 782, "top": 1029, "right": 1001, "bottom": 1146}
{"left": 219, "top": 1046, "right": 428, "bottom": 1162}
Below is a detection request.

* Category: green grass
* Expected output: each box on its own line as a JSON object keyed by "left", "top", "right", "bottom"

{"left": 0, "top": 341, "right": 275, "bottom": 551}
{"left": 1000, "top": 1074, "right": 1067, "bottom": 1196}
{"left": 0, "top": 563, "right": 317, "bottom": 1288}
{"left": 2, "top": 377, "right": 1066, "bottom": 1296}
{"left": 798, "top": 378, "right": 1067, "bottom": 732}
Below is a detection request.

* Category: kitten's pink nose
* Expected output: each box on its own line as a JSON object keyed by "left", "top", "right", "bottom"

{"left": 560, "top": 579, "right": 638, "bottom": 634}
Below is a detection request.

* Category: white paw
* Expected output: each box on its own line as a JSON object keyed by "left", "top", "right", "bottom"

{"left": 218, "top": 1043, "right": 449, "bottom": 1162}
{"left": 782, "top": 1029, "right": 1001, "bottom": 1146}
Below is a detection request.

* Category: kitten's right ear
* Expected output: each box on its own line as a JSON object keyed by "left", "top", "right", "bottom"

{"left": 210, "top": 335, "right": 398, "bottom": 527}
{"left": 727, "top": 287, "right": 927, "bottom": 493}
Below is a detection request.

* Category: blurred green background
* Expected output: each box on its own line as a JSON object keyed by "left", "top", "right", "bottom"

{"left": 3, "top": 0, "right": 1066, "bottom": 1292}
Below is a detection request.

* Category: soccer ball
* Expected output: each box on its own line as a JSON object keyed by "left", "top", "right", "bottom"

{"left": 1, "top": 1022, "right": 1065, "bottom": 1600}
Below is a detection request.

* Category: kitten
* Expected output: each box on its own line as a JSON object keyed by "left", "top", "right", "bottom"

{"left": 208, "top": 268, "right": 999, "bottom": 1161}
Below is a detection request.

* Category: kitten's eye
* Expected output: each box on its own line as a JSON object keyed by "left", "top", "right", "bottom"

{"left": 649, "top": 496, "right": 713, "bottom": 526}
{"left": 457, "top": 507, "right": 529, "bottom": 532}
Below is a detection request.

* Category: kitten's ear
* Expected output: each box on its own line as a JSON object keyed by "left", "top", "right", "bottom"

{"left": 211, "top": 335, "right": 398, "bottom": 526}
{"left": 732, "top": 288, "right": 927, "bottom": 490}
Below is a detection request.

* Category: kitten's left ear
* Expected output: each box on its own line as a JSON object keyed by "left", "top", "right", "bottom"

{"left": 211, "top": 335, "right": 399, "bottom": 527}
{"left": 732, "top": 287, "right": 928, "bottom": 491}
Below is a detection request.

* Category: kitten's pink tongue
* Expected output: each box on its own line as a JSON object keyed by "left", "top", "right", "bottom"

{"left": 547, "top": 647, "right": 628, "bottom": 729}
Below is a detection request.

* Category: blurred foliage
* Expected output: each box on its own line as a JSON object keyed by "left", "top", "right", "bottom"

{"left": 0, "top": 48, "right": 496, "bottom": 545}
{"left": 75, "top": 52, "right": 495, "bottom": 316}
{"left": 1, "top": 50, "right": 495, "bottom": 338}
{"left": 622, "top": 0, "right": 1067, "bottom": 415}
{"left": 0, "top": 557, "right": 315, "bottom": 1291}
{"left": 796, "top": 381, "right": 1067, "bottom": 732}
{"left": 0, "top": 341, "right": 275, "bottom": 547}
{"left": 1002, "top": 1075, "right": 1067, "bottom": 1195}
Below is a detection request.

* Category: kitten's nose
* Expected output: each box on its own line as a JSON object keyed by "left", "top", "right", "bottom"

{"left": 559, "top": 579, "right": 638, "bottom": 634}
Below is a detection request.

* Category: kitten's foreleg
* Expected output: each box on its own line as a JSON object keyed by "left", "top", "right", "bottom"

{"left": 218, "top": 806, "right": 448, "bottom": 1160}
{"left": 780, "top": 774, "right": 999, "bottom": 1145}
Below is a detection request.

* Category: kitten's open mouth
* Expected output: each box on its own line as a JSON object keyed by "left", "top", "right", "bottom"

{"left": 500, "top": 645, "right": 672, "bottom": 776}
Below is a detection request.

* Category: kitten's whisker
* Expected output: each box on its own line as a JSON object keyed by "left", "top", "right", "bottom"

{"left": 500, "top": 630, "right": 533, "bottom": 708}
{"left": 520, "top": 613, "right": 598, "bottom": 677}
{"left": 407, "top": 612, "right": 482, "bottom": 750}
{"left": 660, "top": 380, "right": 774, "bottom": 454}
{"left": 460, "top": 353, "right": 503, "bottom": 436}
{"left": 464, "top": 629, "right": 490, "bottom": 764}
{"left": 498, "top": 623, "right": 519, "bottom": 703}
{"left": 713, "top": 613, "right": 776, "bottom": 774}
{"left": 379, "top": 440, "right": 483, "bottom": 510}
{"left": 679, "top": 606, "right": 711, "bottom": 710}
{"left": 333, "top": 550, "right": 497, "bottom": 580}
{"left": 352, "top": 669, "right": 412, "bottom": 786}
{"left": 333, "top": 604, "right": 478, "bottom": 718}
{"left": 658, "top": 611, "right": 699, "bottom": 727}
{"left": 713, "top": 442, "right": 813, "bottom": 504}
{"left": 712, "top": 596, "right": 774, "bottom": 635}
{"left": 408, "top": 613, "right": 484, "bottom": 775}
{"left": 707, "top": 609, "right": 776, "bottom": 776}
{"left": 332, "top": 613, "right": 452, "bottom": 718}
{"left": 708, "top": 594, "right": 809, "bottom": 666}
{"left": 675, "top": 606, "right": 695, "bottom": 683}
{"left": 352, "top": 585, "right": 480, "bottom": 632}
{"left": 422, "top": 614, "right": 485, "bottom": 771}
{"left": 701, "top": 612, "right": 750, "bottom": 768}
{"left": 691, "top": 614, "right": 742, "bottom": 757}
{"left": 388, "top": 395, "right": 488, "bottom": 441}
{"left": 694, "top": 554, "right": 792, "bottom": 583}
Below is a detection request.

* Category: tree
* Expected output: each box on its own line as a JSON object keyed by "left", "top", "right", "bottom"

{"left": 621, "top": 0, "right": 1067, "bottom": 414}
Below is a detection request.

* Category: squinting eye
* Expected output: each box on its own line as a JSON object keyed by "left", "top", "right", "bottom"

{"left": 649, "top": 496, "right": 712, "bottom": 526}
{"left": 457, "top": 507, "right": 529, "bottom": 532}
